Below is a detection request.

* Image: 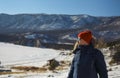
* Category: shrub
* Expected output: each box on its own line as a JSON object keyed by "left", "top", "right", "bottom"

{"left": 109, "top": 44, "right": 120, "bottom": 65}
{"left": 94, "top": 37, "right": 107, "bottom": 48}
{"left": 48, "top": 59, "right": 59, "bottom": 70}
{"left": 112, "top": 51, "right": 120, "bottom": 64}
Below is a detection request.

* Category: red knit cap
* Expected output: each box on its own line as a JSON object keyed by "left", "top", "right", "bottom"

{"left": 78, "top": 30, "right": 92, "bottom": 44}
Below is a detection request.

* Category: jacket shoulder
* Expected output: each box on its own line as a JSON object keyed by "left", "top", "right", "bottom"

{"left": 93, "top": 48, "right": 104, "bottom": 58}
{"left": 93, "top": 48, "right": 102, "bottom": 53}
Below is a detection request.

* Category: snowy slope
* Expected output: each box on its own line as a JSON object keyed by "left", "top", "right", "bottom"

{"left": 0, "top": 42, "right": 59, "bottom": 66}
{"left": 0, "top": 42, "right": 120, "bottom": 78}
{"left": 0, "top": 42, "right": 71, "bottom": 78}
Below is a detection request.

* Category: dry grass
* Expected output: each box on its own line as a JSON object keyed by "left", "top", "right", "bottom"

{"left": 42, "top": 60, "right": 70, "bottom": 71}
{"left": 0, "top": 72, "right": 24, "bottom": 75}
{"left": 12, "top": 66, "right": 47, "bottom": 73}
{"left": 56, "top": 60, "right": 70, "bottom": 70}
{"left": 10, "top": 60, "right": 70, "bottom": 74}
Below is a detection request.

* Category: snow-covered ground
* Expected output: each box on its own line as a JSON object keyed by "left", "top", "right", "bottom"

{"left": 0, "top": 42, "right": 120, "bottom": 78}
{"left": 0, "top": 42, "right": 59, "bottom": 67}
{"left": 0, "top": 42, "right": 71, "bottom": 78}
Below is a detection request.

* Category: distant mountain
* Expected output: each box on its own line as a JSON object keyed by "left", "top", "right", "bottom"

{"left": 0, "top": 13, "right": 101, "bottom": 33}
{"left": 0, "top": 13, "right": 120, "bottom": 44}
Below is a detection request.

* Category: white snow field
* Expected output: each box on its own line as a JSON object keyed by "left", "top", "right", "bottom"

{"left": 0, "top": 42, "right": 59, "bottom": 66}
{"left": 0, "top": 42, "right": 120, "bottom": 78}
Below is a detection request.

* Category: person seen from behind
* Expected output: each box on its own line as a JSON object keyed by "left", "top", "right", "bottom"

{"left": 67, "top": 30, "right": 108, "bottom": 78}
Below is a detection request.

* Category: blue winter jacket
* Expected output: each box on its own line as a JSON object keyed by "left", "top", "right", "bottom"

{"left": 67, "top": 44, "right": 108, "bottom": 78}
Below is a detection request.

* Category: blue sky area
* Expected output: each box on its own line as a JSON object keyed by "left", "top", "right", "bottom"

{"left": 0, "top": 0, "right": 120, "bottom": 16}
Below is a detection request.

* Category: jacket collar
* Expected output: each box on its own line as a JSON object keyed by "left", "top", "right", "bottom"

{"left": 73, "top": 43, "right": 94, "bottom": 54}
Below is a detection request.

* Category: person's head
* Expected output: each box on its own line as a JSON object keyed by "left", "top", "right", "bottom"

{"left": 77, "top": 30, "right": 93, "bottom": 45}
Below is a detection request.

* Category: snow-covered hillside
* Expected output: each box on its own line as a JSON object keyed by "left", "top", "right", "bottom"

{"left": 0, "top": 13, "right": 120, "bottom": 43}
{"left": 0, "top": 42, "right": 60, "bottom": 66}
{"left": 0, "top": 14, "right": 100, "bottom": 33}
{"left": 0, "top": 42, "right": 120, "bottom": 78}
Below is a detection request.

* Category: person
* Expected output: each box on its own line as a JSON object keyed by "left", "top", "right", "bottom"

{"left": 67, "top": 30, "right": 108, "bottom": 78}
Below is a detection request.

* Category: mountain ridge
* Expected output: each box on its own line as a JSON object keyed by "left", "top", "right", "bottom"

{"left": 0, "top": 13, "right": 102, "bottom": 33}
{"left": 0, "top": 13, "right": 120, "bottom": 44}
